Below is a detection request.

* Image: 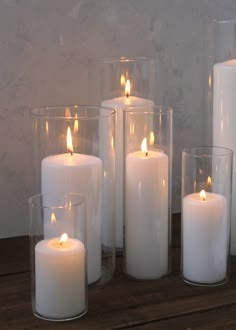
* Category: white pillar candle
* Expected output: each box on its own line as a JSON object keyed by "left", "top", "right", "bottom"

{"left": 183, "top": 190, "right": 228, "bottom": 284}
{"left": 125, "top": 139, "right": 168, "bottom": 279}
{"left": 102, "top": 81, "right": 154, "bottom": 248}
{"left": 213, "top": 59, "right": 236, "bottom": 255}
{"left": 35, "top": 234, "right": 86, "bottom": 319}
{"left": 41, "top": 128, "right": 102, "bottom": 285}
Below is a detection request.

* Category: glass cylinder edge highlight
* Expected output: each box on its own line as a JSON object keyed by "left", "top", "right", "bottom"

{"left": 31, "top": 105, "right": 116, "bottom": 288}
{"left": 181, "top": 146, "right": 233, "bottom": 286}
{"left": 123, "top": 106, "right": 173, "bottom": 280}
{"left": 29, "top": 192, "right": 87, "bottom": 321}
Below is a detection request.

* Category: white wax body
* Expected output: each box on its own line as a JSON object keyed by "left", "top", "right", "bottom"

{"left": 125, "top": 149, "right": 168, "bottom": 279}
{"left": 183, "top": 193, "right": 228, "bottom": 284}
{"left": 35, "top": 238, "right": 85, "bottom": 319}
{"left": 102, "top": 96, "right": 154, "bottom": 248}
{"left": 213, "top": 60, "right": 236, "bottom": 255}
{"left": 41, "top": 153, "right": 102, "bottom": 285}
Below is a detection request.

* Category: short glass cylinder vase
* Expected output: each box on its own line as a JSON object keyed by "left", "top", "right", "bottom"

{"left": 181, "top": 147, "right": 233, "bottom": 286}
{"left": 123, "top": 106, "right": 173, "bottom": 280}
{"left": 204, "top": 20, "right": 236, "bottom": 255}
{"left": 31, "top": 105, "right": 116, "bottom": 287}
{"left": 89, "top": 56, "right": 163, "bottom": 249}
{"left": 29, "top": 193, "right": 87, "bottom": 321}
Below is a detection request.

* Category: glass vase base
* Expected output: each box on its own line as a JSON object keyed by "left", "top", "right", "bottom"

{"left": 33, "top": 308, "right": 87, "bottom": 322}
{"left": 183, "top": 276, "right": 228, "bottom": 287}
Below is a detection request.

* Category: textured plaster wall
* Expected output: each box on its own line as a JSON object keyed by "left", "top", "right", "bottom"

{"left": 1, "top": 0, "right": 236, "bottom": 237}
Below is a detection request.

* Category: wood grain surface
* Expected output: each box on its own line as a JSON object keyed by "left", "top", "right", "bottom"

{"left": 1, "top": 214, "right": 236, "bottom": 329}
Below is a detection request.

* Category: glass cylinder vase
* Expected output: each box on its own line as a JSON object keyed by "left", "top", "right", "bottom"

{"left": 89, "top": 56, "right": 163, "bottom": 249}
{"left": 182, "top": 146, "right": 233, "bottom": 286}
{"left": 31, "top": 105, "right": 116, "bottom": 287}
{"left": 29, "top": 193, "right": 87, "bottom": 321}
{"left": 123, "top": 106, "right": 173, "bottom": 280}
{"left": 204, "top": 20, "right": 236, "bottom": 255}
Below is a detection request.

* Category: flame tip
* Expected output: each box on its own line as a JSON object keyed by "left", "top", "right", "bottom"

{"left": 125, "top": 79, "right": 131, "bottom": 98}
{"left": 60, "top": 233, "right": 68, "bottom": 245}
{"left": 141, "top": 138, "right": 148, "bottom": 156}
{"left": 67, "top": 126, "right": 74, "bottom": 155}
{"left": 200, "top": 189, "right": 206, "bottom": 201}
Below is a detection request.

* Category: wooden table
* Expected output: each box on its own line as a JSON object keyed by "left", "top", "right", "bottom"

{"left": 1, "top": 214, "right": 236, "bottom": 329}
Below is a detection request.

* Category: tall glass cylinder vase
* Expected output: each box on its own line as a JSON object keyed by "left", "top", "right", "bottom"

{"left": 123, "top": 106, "right": 173, "bottom": 280}
{"left": 31, "top": 105, "right": 116, "bottom": 287}
{"left": 29, "top": 193, "right": 87, "bottom": 321}
{"left": 204, "top": 20, "right": 236, "bottom": 255}
{"left": 89, "top": 57, "right": 163, "bottom": 249}
{"left": 181, "top": 147, "right": 233, "bottom": 286}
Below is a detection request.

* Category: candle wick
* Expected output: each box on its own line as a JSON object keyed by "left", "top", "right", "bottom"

{"left": 126, "top": 93, "right": 129, "bottom": 98}
{"left": 60, "top": 241, "right": 63, "bottom": 246}
{"left": 67, "top": 149, "right": 73, "bottom": 156}
{"left": 146, "top": 152, "right": 148, "bottom": 157}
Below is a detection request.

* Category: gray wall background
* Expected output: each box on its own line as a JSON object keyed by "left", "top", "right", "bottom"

{"left": 1, "top": 0, "right": 236, "bottom": 238}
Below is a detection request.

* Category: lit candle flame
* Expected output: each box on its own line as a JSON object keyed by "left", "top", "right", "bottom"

{"left": 149, "top": 131, "right": 155, "bottom": 145}
{"left": 74, "top": 113, "right": 79, "bottom": 133}
{"left": 67, "top": 127, "right": 73, "bottom": 155}
{"left": 60, "top": 233, "right": 68, "bottom": 246}
{"left": 141, "top": 138, "right": 148, "bottom": 157}
{"left": 51, "top": 212, "right": 56, "bottom": 223}
{"left": 125, "top": 79, "right": 130, "bottom": 98}
{"left": 120, "top": 74, "right": 126, "bottom": 87}
{"left": 207, "top": 176, "right": 212, "bottom": 186}
{"left": 200, "top": 189, "right": 206, "bottom": 201}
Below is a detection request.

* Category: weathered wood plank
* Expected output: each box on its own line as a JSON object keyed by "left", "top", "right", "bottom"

{"left": 1, "top": 214, "right": 235, "bottom": 330}
{"left": 128, "top": 304, "right": 236, "bottom": 329}
{"left": 1, "top": 253, "right": 236, "bottom": 330}
{"left": 0, "top": 236, "right": 29, "bottom": 276}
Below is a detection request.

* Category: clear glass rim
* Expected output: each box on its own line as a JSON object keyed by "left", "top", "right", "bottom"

{"left": 212, "top": 19, "right": 236, "bottom": 24}
{"left": 31, "top": 105, "right": 116, "bottom": 120}
{"left": 28, "top": 192, "right": 86, "bottom": 209}
{"left": 182, "top": 146, "right": 233, "bottom": 158}
{"left": 93, "top": 56, "right": 159, "bottom": 64}
{"left": 124, "top": 105, "right": 173, "bottom": 115}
